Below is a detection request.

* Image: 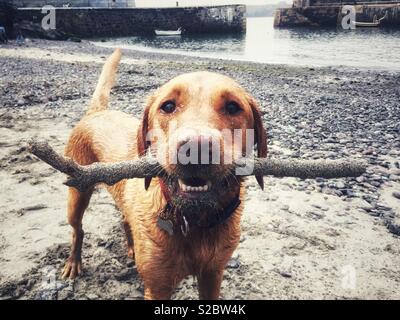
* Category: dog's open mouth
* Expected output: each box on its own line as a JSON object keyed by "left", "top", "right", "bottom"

{"left": 162, "top": 170, "right": 241, "bottom": 215}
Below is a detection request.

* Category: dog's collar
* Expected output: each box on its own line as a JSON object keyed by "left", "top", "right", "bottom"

{"left": 157, "top": 178, "right": 241, "bottom": 236}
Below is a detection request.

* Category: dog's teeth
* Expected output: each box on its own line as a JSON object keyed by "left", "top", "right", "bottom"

{"left": 178, "top": 180, "right": 187, "bottom": 192}
{"left": 178, "top": 179, "right": 184, "bottom": 188}
{"left": 178, "top": 180, "right": 212, "bottom": 192}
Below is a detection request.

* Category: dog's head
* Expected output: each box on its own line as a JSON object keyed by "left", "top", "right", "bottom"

{"left": 138, "top": 71, "right": 267, "bottom": 216}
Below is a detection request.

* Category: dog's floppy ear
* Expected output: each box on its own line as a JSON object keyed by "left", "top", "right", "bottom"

{"left": 137, "top": 95, "right": 154, "bottom": 190}
{"left": 247, "top": 94, "right": 267, "bottom": 190}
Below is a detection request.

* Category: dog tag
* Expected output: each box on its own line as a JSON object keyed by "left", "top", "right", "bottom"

{"left": 157, "top": 218, "right": 174, "bottom": 236}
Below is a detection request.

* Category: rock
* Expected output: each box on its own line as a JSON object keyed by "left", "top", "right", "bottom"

{"left": 278, "top": 270, "right": 292, "bottom": 278}
{"left": 334, "top": 190, "right": 343, "bottom": 197}
{"left": 115, "top": 268, "right": 135, "bottom": 281}
{"left": 226, "top": 258, "right": 240, "bottom": 269}
{"left": 68, "top": 37, "right": 82, "bottom": 43}
{"left": 342, "top": 189, "right": 356, "bottom": 197}
{"left": 368, "top": 210, "right": 381, "bottom": 217}
{"left": 363, "top": 147, "right": 375, "bottom": 155}
{"left": 39, "top": 97, "right": 49, "bottom": 103}
{"left": 393, "top": 192, "right": 400, "bottom": 200}
{"left": 86, "top": 293, "right": 99, "bottom": 300}
{"left": 376, "top": 203, "right": 391, "bottom": 211}
{"left": 311, "top": 204, "right": 329, "bottom": 211}
{"left": 386, "top": 220, "right": 400, "bottom": 236}
{"left": 369, "top": 181, "right": 381, "bottom": 188}
{"left": 389, "top": 168, "right": 400, "bottom": 175}
{"left": 307, "top": 211, "right": 324, "bottom": 220}
{"left": 126, "top": 260, "right": 135, "bottom": 268}
{"left": 17, "top": 99, "right": 26, "bottom": 106}
{"left": 355, "top": 176, "right": 365, "bottom": 183}
{"left": 333, "top": 181, "right": 346, "bottom": 189}
{"left": 26, "top": 279, "right": 36, "bottom": 290}
{"left": 275, "top": 262, "right": 293, "bottom": 278}
{"left": 360, "top": 204, "right": 374, "bottom": 212}
{"left": 104, "top": 241, "right": 114, "bottom": 250}
{"left": 99, "top": 273, "right": 110, "bottom": 283}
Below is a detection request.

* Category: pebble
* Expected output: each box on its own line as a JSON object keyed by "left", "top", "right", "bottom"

{"left": 226, "top": 258, "right": 240, "bottom": 269}
{"left": 376, "top": 203, "right": 391, "bottom": 211}
{"left": 393, "top": 192, "right": 400, "bottom": 200}
{"left": 360, "top": 204, "right": 374, "bottom": 212}
{"left": 278, "top": 270, "right": 292, "bottom": 278}
{"left": 86, "top": 293, "right": 99, "bottom": 300}
{"left": 333, "top": 181, "right": 346, "bottom": 189}
{"left": 115, "top": 268, "right": 135, "bottom": 281}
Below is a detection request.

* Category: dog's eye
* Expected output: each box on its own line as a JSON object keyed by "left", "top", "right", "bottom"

{"left": 160, "top": 100, "right": 176, "bottom": 114}
{"left": 225, "top": 101, "right": 242, "bottom": 115}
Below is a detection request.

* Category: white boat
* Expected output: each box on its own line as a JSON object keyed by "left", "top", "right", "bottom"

{"left": 155, "top": 28, "right": 182, "bottom": 36}
{"left": 354, "top": 11, "right": 388, "bottom": 28}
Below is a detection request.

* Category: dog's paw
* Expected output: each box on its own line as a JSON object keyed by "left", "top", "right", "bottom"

{"left": 61, "top": 258, "right": 82, "bottom": 279}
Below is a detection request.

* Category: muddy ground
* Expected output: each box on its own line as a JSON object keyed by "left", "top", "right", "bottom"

{"left": 0, "top": 39, "right": 399, "bottom": 300}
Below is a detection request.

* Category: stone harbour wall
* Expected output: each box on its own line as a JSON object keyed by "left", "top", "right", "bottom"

{"left": 12, "top": 0, "right": 137, "bottom": 8}
{"left": 274, "top": 3, "right": 400, "bottom": 28}
{"left": 13, "top": 5, "right": 246, "bottom": 39}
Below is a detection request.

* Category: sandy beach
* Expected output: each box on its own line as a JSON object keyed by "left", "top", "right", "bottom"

{"left": 0, "top": 39, "right": 399, "bottom": 300}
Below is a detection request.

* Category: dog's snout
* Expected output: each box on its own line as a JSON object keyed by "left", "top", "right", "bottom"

{"left": 176, "top": 133, "right": 219, "bottom": 165}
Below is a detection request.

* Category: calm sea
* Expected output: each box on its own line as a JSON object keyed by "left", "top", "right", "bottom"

{"left": 101, "top": 17, "right": 400, "bottom": 71}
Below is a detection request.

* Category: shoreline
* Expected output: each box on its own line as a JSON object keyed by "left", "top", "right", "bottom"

{"left": 2, "top": 38, "right": 400, "bottom": 75}
{"left": 0, "top": 39, "right": 399, "bottom": 299}
{"left": 91, "top": 40, "right": 400, "bottom": 74}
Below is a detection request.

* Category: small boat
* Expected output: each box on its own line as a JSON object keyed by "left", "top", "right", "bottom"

{"left": 155, "top": 28, "right": 182, "bottom": 36}
{"left": 354, "top": 11, "right": 388, "bottom": 28}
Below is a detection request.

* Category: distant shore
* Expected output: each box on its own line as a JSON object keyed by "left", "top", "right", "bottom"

{"left": 0, "top": 39, "right": 399, "bottom": 300}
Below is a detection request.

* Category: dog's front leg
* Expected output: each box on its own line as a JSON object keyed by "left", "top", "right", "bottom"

{"left": 143, "top": 280, "right": 175, "bottom": 300}
{"left": 197, "top": 268, "right": 224, "bottom": 300}
{"left": 140, "top": 261, "right": 178, "bottom": 300}
{"left": 61, "top": 187, "right": 93, "bottom": 279}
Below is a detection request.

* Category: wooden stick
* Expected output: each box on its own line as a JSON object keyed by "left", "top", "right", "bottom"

{"left": 28, "top": 139, "right": 367, "bottom": 192}
{"left": 28, "top": 140, "right": 161, "bottom": 192}
{"left": 235, "top": 157, "right": 366, "bottom": 180}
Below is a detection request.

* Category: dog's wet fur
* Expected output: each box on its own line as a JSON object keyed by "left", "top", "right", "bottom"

{"left": 62, "top": 49, "right": 267, "bottom": 299}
